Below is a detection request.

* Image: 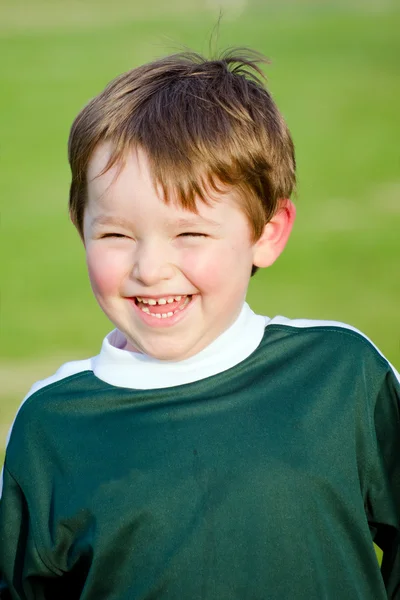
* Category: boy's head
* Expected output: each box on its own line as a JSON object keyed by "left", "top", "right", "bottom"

{"left": 69, "top": 48, "right": 295, "bottom": 244}
{"left": 68, "top": 49, "right": 296, "bottom": 360}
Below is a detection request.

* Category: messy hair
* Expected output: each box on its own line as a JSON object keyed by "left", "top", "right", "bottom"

{"left": 68, "top": 48, "right": 296, "bottom": 248}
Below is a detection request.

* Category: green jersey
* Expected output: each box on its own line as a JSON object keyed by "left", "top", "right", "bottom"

{"left": 1, "top": 308, "right": 399, "bottom": 599}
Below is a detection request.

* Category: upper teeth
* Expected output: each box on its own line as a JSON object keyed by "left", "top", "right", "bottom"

{"left": 137, "top": 296, "right": 182, "bottom": 305}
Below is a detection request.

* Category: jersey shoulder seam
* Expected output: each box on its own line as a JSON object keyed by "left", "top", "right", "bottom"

{"left": 18, "top": 370, "right": 94, "bottom": 416}
{"left": 265, "top": 323, "right": 393, "bottom": 370}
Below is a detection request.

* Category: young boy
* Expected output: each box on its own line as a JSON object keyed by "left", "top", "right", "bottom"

{"left": 0, "top": 49, "right": 399, "bottom": 600}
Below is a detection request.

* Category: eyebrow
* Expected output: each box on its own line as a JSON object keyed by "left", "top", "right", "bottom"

{"left": 91, "top": 215, "right": 221, "bottom": 229}
{"left": 91, "top": 216, "right": 134, "bottom": 229}
{"left": 174, "top": 217, "right": 221, "bottom": 228}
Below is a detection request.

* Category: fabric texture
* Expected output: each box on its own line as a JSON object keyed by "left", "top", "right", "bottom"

{"left": 0, "top": 309, "right": 399, "bottom": 599}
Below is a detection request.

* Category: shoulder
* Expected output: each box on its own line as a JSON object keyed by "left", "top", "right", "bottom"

{"left": 263, "top": 315, "right": 399, "bottom": 383}
{"left": 1, "top": 356, "right": 96, "bottom": 496}
{"left": 20, "top": 356, "right": 94, "bottom": 404}
{"left": 4, "top": 357, "right": 94, "bottom": 447}
{"left": 27, "top": 358, "right": 94, "bottom": 396}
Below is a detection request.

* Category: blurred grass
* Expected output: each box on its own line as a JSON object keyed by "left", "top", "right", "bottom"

{"left": 1, "top": 0, "right": 399, "bottom": 461}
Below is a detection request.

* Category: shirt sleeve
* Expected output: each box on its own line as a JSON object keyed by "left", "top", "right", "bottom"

{"left": 0, "top": 466, "right": 57, "bottom": 599}
{"left": 366, "top": 363, "right": 400, "bottom": 600}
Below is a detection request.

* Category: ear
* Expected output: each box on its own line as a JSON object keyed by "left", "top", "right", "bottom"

{"left": 252, "top": 199, "right": 296, "bottom": 268}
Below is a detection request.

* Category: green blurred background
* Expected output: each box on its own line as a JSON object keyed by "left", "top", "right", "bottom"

{"left": 1, "top": 0, "right": 399, "bottom": 469}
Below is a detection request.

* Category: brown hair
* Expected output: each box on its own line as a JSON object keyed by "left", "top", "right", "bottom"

{"left": 68, "top": 48, "right": 295, "bottom": 248}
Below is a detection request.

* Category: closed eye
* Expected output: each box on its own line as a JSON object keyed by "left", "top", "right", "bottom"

{"left": 100, "top": 233, "right": 128, "bottom": 239}
{"left": 178, "top": 232, "right": 207, "bottom": 238}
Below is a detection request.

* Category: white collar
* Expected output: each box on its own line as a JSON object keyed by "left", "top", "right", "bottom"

{"left": 92, "top": 302, "right": 269, "bottom": 389}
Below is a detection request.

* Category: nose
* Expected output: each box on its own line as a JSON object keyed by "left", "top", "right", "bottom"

{"left": 131, "top": 240, "right": 175, "bottom": 286}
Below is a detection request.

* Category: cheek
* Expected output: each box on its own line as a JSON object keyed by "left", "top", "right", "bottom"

{"left": 182, "top": 242, "right": 252, "bottom": 291}
{"left": 181, "top": 247, "right": 222, "bottom": 290}
{"left": 86, "top": 246, "right": 126, "bottom": 297}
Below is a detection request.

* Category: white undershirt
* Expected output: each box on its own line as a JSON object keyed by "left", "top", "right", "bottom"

{"left": 92, "top": 303, "right": 269, "bottom": 389}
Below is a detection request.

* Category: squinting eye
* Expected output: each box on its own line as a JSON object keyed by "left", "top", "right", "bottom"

{"left": 179, "top": 232, "right": 207, "bottom": 238}
{"left": 101, "top": 233, "right": 127, "bottom": 239}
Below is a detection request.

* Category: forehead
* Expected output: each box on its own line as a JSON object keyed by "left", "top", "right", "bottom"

{"left": 87, "top": 143, "right": 132, "bottom": 199}
{"left": 86, "top": 143, "right": 243, "bottom": 218}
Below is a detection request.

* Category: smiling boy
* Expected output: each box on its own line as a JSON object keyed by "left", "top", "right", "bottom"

{"left": 0, "top": 49, "right": 399, "bottom": 599}
{"left": 83, "top": 144, "right": 293, "bottom": 361}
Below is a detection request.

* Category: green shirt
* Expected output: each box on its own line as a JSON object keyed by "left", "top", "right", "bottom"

{"left": 1, "top": 317, "right": 399, "bottom": 599}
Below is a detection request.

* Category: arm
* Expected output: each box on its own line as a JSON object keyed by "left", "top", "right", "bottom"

{"left": 366, "top": 365, "right": 400, "bottom": 600}
{"left": 0, "top": 466, "right": 57, "bottom": 599}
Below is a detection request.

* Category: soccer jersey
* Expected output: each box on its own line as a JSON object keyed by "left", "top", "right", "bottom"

{"left": 0, "top": 304, "right": 399, "bottom": 599}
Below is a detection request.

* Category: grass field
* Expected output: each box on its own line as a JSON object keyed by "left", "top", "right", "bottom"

{"left": 1, "top": 0, "right": 399, "bottom": 464}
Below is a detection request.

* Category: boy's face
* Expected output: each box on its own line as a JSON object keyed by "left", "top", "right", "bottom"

{"left": 83, "top": 145, "right": 262, "bottom": 361}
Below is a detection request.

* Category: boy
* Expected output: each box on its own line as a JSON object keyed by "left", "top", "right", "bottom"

{"left": 0, "top": 49, "right": 399, "bottom": 599}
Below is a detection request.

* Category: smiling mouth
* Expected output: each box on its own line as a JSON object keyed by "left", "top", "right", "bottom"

{"left": 134, "top": 295, "right": 192, "bottom": 318}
